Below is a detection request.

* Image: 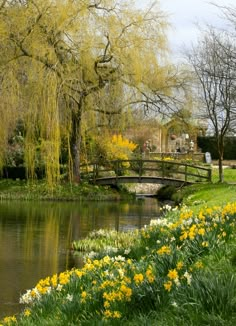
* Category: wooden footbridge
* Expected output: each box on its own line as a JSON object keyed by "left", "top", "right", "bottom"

{"left": 81, "top": 159, "right": 212, "bottom": 187}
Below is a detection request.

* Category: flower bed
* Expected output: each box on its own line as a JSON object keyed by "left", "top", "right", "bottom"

{"left": 2, "top": 203, "right": 236, "bottom": 325}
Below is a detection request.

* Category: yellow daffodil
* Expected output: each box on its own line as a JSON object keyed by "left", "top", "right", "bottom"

{"left": 157, "top": 245, "right": 171, "bottom": 255}
{"left": 133, "top": 273, "right": 144, "bottom": 284}
{"left": 24, "top": 309, "right": 31, "bottom": 317}
{"left": 167, "top": 269, "right": 178, "bottom": 280}
{"left": 164, "top": 280, "right": 172, "bottom": 292}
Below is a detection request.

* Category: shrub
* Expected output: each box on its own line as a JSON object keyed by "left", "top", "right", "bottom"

{"left": 156, "top": 185, "right": 177, "bottom": 200}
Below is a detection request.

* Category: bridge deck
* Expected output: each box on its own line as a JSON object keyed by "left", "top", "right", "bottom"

{"left": 80, "top": 159, "right": 212, "bottom": 186}
{"left": 95, "top": 176, "right": 193, "bottom": 186}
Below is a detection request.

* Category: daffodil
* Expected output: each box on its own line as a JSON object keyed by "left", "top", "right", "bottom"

{"left": 157, "top": 245, "right": 171, "bottom": 255}
{"left": 164, "top": 280, "right": 172, "bottom": 292}
{"left": 113, "top": 311, "right": 121, "bottom": 318}
{"left": 176, "top": 261, "right": 184, "bottom": 270}
{"left": 133, "top": 273, "right": 144, "bottom": 284}
{"left": 167, "top": 269, "right": 178, "bottom": 280}
{"left": 24, "top": 309, "right": 31, "bottom": 317}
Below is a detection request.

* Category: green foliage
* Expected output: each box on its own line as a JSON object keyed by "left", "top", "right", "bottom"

{"left": 172, "top": 271, "right": 236, "bottom": 322}
{"left": 156, "top": 185, "right": 177, "bottom": 200}
{"left": 197, "top": 136, "right": 236, "bottom": 160}
{"left": 6, "top": 132, "right": 25, "bottom": 167}
{"left": 0, "top": 180, "right": 120, "bottom": 201}
{"left": 72, "top": 229, "right": 136, "bottom": 253}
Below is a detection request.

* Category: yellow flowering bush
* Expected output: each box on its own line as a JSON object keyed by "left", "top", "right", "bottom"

{"left": 98, "top": 133, "right": 137, "bottom": 165}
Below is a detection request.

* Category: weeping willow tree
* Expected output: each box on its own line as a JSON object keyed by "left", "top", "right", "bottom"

{"left": 0, "top": 0, "right": 181, "bottom": 185}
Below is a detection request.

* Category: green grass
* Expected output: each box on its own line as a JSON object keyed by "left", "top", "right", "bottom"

{"left": 212, "top": 166, "right": 236, "bottom": 183}
{"left": 179, "top": 183, "right": 236, "bottom": 209}
{"left": 170, "top": 167, "right": 236, "bottom": 210}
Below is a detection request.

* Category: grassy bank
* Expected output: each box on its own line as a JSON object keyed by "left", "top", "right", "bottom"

{"left": 0, "top": 179, "right": 126, "bottom": 201}
{"left": 1, "top": 190, "right": 236, "bottom": 325}
{"left": 172, "top": 166, "right": 236, "bottom": 209}
{"left": 174, "top": 183, "right": 236, "bottom": 209}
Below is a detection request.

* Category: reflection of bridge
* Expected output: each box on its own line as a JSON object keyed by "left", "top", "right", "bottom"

{"left": 81, "top": 159, "right": 212, "bottom": 187}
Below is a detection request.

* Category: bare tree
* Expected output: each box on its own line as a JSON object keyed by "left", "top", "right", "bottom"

{"left": 188, "top": 28, "right": 236, "bottom": 182}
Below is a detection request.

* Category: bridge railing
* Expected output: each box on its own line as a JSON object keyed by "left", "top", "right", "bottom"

{"left": 80, "top": 159, "right": 212, "bottom": 184}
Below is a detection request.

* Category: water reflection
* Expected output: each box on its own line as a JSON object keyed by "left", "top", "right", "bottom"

{"left": 0, "top": 198, "right": 160, "bottom": 318}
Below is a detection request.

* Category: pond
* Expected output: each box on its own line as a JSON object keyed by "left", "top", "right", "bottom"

{"left": 0, "top": 198, "right": 161, "bottom": 318}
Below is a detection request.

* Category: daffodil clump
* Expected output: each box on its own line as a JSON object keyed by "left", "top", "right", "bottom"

{"left": 2, "top": 202, "right": 236, "bottom": 325}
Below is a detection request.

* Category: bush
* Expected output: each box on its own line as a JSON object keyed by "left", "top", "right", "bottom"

{"left": 156, "top": 185, "right": 177, "bottom": 200}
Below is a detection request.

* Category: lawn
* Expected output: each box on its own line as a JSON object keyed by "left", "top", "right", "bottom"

{"left": 176, "top": 166, "right": 236, "bottom": 210}
{"left": 212, "top": 165, "right": 236, "bottom": 183}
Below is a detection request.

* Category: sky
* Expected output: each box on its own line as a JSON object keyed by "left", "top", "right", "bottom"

{"left": 136, "top": 0, "right": 235, "bottom": 59}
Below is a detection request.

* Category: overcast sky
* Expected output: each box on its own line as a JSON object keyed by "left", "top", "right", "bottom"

{"left": 136, "top": 0, "right": 235, "bottom": 59}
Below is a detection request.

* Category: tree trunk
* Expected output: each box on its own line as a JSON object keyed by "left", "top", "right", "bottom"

{"left": 70, "top": 102, "right": 83, "bottom": 183}
{"left": 218, "top": 155, "right": 224, "bottom": 183}
{"left": 218, "top": 137, "right": 224, "bottom": 183}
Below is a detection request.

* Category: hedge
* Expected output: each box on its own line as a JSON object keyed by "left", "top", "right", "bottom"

{"left": 197, "top": 136, "right": 236, "bottom": 160}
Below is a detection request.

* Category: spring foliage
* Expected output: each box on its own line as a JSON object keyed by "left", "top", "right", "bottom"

{"left": 0, "top": 0, "right": 174, "bottom": 185}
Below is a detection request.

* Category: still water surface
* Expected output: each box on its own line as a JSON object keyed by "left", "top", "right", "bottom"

{"left": 0, "top": 198, "right": 160, "bottom": 318}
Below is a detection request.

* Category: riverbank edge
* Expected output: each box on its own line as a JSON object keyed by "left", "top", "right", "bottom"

{"left": 2, "top": 191, "right": 236, "bottom": 325}
{"left": 0, "top": 179, "right": 136, "bottom": 201}
{"left": 1, "top": 178, "right": 236, "bottom": 206}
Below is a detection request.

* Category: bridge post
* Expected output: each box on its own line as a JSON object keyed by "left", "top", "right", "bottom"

{"left": 161, "top": 160, "right": 165, "bottom": 179}
{"left": 138, "top": 160, "right": 143, "bottom": 178}
{"left": 115, "top": 160, "right": 119, "bottom": 184}
{"left": 208, "top": 168, "right": 212, "bottom": 182}
{"left": 93, "top": 163, "right": 98, "bottom": 183}
{"left": 185, "top": 165, "right": 188, "bottom": 182}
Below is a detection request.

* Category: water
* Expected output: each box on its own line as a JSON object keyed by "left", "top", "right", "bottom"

{"left": 0, "top": 198, "right": 161, "bottom": 318}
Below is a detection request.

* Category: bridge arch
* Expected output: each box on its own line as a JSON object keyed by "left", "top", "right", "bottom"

{"left": 81, "top": 159, "right": 212, "bottom": 186}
